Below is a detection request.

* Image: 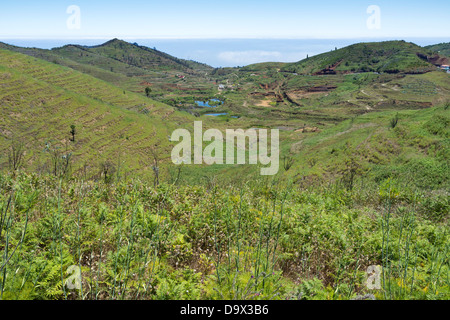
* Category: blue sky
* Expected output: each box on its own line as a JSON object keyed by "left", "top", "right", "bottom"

{"left": 0, "top": 0, "right": 449, "bottom": 39}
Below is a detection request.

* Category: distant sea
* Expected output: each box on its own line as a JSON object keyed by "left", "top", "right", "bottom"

{"left": 1, "top": 38, "right": 448, "bottom": 68}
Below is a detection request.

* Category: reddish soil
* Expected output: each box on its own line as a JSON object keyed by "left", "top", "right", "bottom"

{"left": 313, "top": 60, "right": 343, "bottom": 75}
{"left": 295, "top": 126, "right": 320, "bottom": 133}
{"left": 307, "top": 85, "right": 338, "bottom": 92}
{"left": 416, "top": 52, "right": 449, "bottom": 67}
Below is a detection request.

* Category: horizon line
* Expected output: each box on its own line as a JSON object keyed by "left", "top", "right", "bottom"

{"left": 0, "top": 36, "right": 449, "bottom": 41}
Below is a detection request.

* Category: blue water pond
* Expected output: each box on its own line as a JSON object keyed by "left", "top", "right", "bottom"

{"left": 195, "top": 99, "right": 224, "bottom": 108}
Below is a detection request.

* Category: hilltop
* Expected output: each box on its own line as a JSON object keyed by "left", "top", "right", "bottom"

{"left": 79, "top": 38, "right": 213, "bottom": 72}
{"left": 280, "top": 41, "right": 446, "bottom": 75}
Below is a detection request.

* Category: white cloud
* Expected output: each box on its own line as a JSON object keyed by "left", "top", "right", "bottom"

{"left": 217, "top": 50, "right": 283, "bottom": 65}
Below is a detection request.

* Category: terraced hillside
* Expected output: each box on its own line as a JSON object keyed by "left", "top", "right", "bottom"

{"left": 0, "top": 48, "right": 196, "bottom": 177}
{"left": 0, "top": 40, "right": 215, "bottom": 95}
{"left": 0, "top": 42, "right": 145, "bottom": 91}
{"left": 210, "top": 65, "right": 449, "bottom": 129}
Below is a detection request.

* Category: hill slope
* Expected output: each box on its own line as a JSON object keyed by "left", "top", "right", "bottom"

{"left": 0, "top": 48, "right": 195, "bottom": 176}
{"left": 0, "top": 40, "right": 215, "bottom": 94}
{"left": 281, "top": 41, "right": 445, "bottom": 75}
{"left": 426, "top": 42, "right": 450, "bottom": 59}
{"left": 84, "top": 39, "right": 212, "bottom": 72}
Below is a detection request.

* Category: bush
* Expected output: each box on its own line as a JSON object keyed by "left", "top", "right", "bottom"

{"left": 390, "top": 113, "right": 399, "bottom": 129}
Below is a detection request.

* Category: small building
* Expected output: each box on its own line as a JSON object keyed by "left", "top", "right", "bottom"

{"left": 440, "top": 65, "right": 449, "bottom": 70}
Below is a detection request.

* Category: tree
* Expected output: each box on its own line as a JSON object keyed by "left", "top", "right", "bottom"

{"left": 44, "top": 142, "right": 72, "bottom": 178}
{"left": 338, "top": 148, "right": 363, "bottom": 191}
{"left": 145, "top": 87, "right": 152, "bottom": 97}
{"left": 150, "top": 146, "right": 160, "bottom": 187}
{"left": 70, "top": 125, "right": 76, "bottom": 142}
{"left": 390, "top": 113, "right": 399, "bottom": 129}
{"left": 8, "top": 139, "right": 24, "bottom": 172}
{"left": 283, "top": 156, "right": 295, "bottom": 172}
{"left": 100, "top": 160, "right": 116, "bottom": 184}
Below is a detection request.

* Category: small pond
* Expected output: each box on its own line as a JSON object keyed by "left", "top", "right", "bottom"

{"left": 205, "top": 113, "right": 228, "bottom": 116}
{"left": 195, "top": 99, "right": 224, "bottom": 108}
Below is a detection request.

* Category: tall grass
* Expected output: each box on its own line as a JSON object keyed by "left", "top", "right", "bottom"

{"left": 0, "top": 171, "right": 447, "bottom": 300}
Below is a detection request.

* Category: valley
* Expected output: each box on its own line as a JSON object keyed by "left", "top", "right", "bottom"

{"left": 0, "top": 38, "right": 448, "bottom": 301}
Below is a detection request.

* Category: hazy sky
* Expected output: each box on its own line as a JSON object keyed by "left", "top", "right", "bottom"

{"left": 1, "top": 0, "right": 449, "bottom": 39}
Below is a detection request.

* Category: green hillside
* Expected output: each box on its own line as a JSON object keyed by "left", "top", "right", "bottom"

{"left": 281, "top": 41, "right": 441, "bottom": 75}
{"left": 0, "top": 40, "right": 215, "bottom": 95}
{"left": 0, "top": 42, "right": 154, "bottom": 92}
{"left": 85, "top": 39, "right": 212, "bottom": 72}
{"left": 426, "top": 42, "right": 450, "bottom": 58}
{"left": 0, "top": 48, "right": 197, "bottom": 177}
{"left": 285, "top": 105, "right": 449, "bottom": 189}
